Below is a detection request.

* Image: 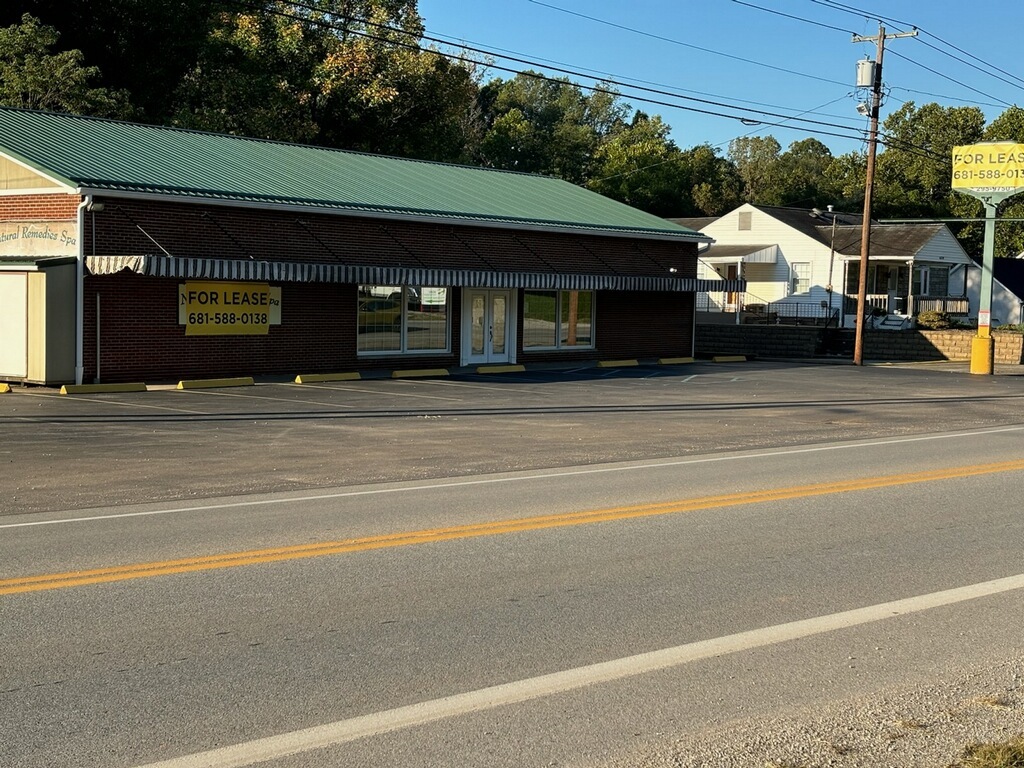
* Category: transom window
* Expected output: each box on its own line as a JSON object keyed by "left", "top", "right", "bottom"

{"left": 523, "top": 290, "right": 594, "bottom": 349}
{"left": 357, "top": 285, "right": 449, "bottom": 355}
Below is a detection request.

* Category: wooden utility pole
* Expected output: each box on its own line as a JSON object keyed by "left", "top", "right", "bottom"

{"left": 852, "top": 24, "right": 917, "bottom": 365}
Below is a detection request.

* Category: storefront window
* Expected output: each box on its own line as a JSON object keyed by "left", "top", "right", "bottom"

{"left": 357, "top": 285, "right": 448, "bottom": 354}
{"left": 524, "top": 290, "right": 594, "bottom": 349}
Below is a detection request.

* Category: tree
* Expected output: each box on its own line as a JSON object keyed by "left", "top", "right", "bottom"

{"left": 171, "top": 1, "right": 480, "bottom": 159}
{"left": 478, "top": 73, "right": 628, "bottom": 183}
{"left": 0, "top": 14, "right": 130, "bottom": 116}
{"left": 728, "top": 135, "right": 782, "bottom": 203}
{"left": 587, "top": 112, "right": 687, "bottom": 215}
{"left": 1, "top": 1, "right": 220, "bottom": 123}
{"left": 774, "top": 138, "right": 838, "bottom": 208}
{"left": 874, "top": 101, "right": 985, "bottom": 218}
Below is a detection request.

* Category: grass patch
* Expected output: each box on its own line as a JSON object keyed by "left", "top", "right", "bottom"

{"left": 949, "top": 735, "right": 1024, "bottom": 767}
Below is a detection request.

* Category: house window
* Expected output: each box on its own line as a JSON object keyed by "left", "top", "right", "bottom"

{"left": 914, "top": 265, "right": 930, "bottom": 295}
{"left": 357, "top": 285, "right": 449, "bottom": 355}
{"left": 791, "top": 262, "right": 811, "bottom": 294}
{"left": 738, "top": 211, "right": 752, "bottom": 231}
{"left": 523, "top": 290, "right": 594, "bottom": 349}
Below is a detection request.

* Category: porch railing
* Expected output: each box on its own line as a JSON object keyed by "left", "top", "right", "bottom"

{"left": 913, "top": 296, "right": 970, "bottom": 315}
{"left": 742, "top": 301, "right": 839, "bottom": 326}
{"left": 842, "top": 294, "right": 970, "bottom": 316}
{"left": 696, "top": 292, "right": 839, "bottom": 326}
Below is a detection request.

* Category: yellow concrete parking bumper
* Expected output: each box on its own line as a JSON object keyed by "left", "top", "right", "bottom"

{"left": 60, "top": 383, "right": 148, "bottom": 395}
{"left": 294, "top": 372, "right": 362, "bottom": 384}
{"left": 176, "top": 377, "right": 255, "bottom": 390}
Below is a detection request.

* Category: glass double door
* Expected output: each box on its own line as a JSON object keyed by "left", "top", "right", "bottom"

{"left": 463, "top": 289, "right": 512, "bottom": 365}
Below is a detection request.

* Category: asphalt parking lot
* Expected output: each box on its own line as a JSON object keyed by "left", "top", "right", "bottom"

{"left": 4, "top": 360, "right": 1024, "bottom": 516}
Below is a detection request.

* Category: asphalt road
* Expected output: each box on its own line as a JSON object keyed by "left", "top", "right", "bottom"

{"left": 2, "top": 362, "right": 1024, "bottom": 767}
{"left": 3, "top": 360, "right": 1024, "bottom": 516}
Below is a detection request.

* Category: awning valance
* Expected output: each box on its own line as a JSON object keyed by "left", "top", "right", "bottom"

{"left": 85, "top": 255, "right": 746, "bottom": 293}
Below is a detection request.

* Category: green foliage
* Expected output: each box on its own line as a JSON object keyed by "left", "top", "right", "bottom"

{"left": 915, "top": 310, "right": 954, "bottom": 329}
{"left": 478, "top": 73, "right": 627, "bottom": 183}
{"left": 0, "top": 14, "right": 131, "bottom": 116}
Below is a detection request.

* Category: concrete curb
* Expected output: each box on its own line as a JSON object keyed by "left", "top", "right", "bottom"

{"left": 477, "top": 365, "right": 526, "bottom": 374}
{"left": 294, "top": 372, "right": 362, "bottom": 384}
{"left": 0, "top": 383, "right": 11, "bottom": 394}
{"left": 176, "top": 377, "right": 255, "bottom": 390}
{"left": 391, "top": 368, "right": 449, "bottom": 379}
{"left": 60, "top": 383, "right": 148, "bottom": 395}
{"left": 658, "top": 357, "right": 696, "bottom": 365}
{"left": 712, "top": 355, "right": 748, "bottom": 363}
{"left": 597, "top": 359, "right": 639, "bottom": 368}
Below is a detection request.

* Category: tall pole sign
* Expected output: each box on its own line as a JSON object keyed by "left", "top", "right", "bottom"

{"left": 952, "top": 142, "right": 1024, "bottom": 374}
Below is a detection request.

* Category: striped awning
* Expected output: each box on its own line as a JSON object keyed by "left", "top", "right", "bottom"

{"left": 85, "top": 254, "right": 746, "bottom": 293}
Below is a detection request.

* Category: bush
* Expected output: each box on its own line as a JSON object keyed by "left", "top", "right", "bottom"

{"left": 995, "top": 323, "right": 1024, "bottom": 334}
{"left": 916, "top": 310, "right": 953, "bottom": 329}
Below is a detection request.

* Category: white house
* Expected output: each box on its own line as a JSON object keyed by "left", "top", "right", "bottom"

{"left": 673, "top": 204, "right": 979, "bottom": 329}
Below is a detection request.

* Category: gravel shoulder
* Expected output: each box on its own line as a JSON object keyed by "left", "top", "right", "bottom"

{"left": 591, "top": 655, "right": 1023, "bottom": 768}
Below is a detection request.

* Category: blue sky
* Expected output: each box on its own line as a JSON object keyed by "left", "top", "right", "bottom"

{"left": 416, "top": 0, "right": 1023, "bottom": 157}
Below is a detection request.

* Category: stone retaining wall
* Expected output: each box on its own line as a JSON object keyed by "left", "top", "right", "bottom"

{"left": 695, "top": 325, "right": 823, "bottom": 358}
{"left": 695, "top": 325, "right": 1024, "bottom": 364}
{"left": 864, "top": 329, "right": 1024, "bottom": 364}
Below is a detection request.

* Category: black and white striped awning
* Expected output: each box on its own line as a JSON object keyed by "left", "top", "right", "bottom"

{"left": 85, "top": 255, "right": 746, "bottom": 293}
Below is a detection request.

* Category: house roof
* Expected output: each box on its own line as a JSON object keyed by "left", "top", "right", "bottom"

{"left": 666, "top": 216, "right": 720, "bottom": 231}
{"left": 753, "top": 205, "right": 864, "bottom": 241}
{"left": 750, "top": 205, "right": 956, "bottom": 259}
{"left": 825, "top": 224, "right": 945, "bottom": 258}
{"left": 0, "top": 108, "right": 707, "bottom": 243}
{"left": 970, "top": 254, "right": 1024, "bottom": 300}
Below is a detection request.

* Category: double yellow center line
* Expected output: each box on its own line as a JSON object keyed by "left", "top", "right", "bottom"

{"left": 4, "top": 458, "right": 1024, "bottom": 596}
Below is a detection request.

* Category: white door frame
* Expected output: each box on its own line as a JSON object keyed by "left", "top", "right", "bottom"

{"left": 461, "top": 289, "right": 517, "bottom": 366}
{"left": 0, "top": 272, "right": 28, "bottom": 378}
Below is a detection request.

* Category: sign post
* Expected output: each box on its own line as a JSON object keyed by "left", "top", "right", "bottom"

{"left": 951, "top": 142, "right": 1024, "bottom": 374}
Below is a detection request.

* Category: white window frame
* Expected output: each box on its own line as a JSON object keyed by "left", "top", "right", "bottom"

{"left": 790, "top": 262, "right": 811, "bottom": 295}
{"left": 357, "top": 285, "right": 451, "bottom": 357}
{"left": 522, "top": 289, "right": 596, "bottom": 351}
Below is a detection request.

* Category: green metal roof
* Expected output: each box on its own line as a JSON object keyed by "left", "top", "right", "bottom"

{"left": 0, "top": 108, "right": 705, "bottom": 242}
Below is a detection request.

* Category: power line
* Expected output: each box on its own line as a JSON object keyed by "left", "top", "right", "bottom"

{"left": 228, "top": 0, "right": 949, "bottom": 162}
{"left": 885, "top": 49, "right": 1013, "bottom": 108}
{"left": 731, "top": 0, "right": 855, "bottom": 35}
{"left": 239, "top": 0, "right": 874, "bottom": 142}
{"left": 524, "top": 0, "right": 851, "bottom": 88}
{"left": 807, "top": 0, "right": 1024, "bottom": 93}
{"left": 429, "top": 33, "right": 864, "bottom": 125}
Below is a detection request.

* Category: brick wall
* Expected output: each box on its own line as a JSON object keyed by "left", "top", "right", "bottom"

{"left": 0, "top": 194, "right": 80, "bottom": 221}
{"left": 520, "top": 290, "right": 696, "bottom": 364}
{"left": 5, "top": 194, "right": 701, "bottom": 381}
{"left": 86, "top": 198, "right": 698, "bottom": 280}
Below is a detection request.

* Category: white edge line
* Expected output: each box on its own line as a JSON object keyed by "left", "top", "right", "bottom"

{"left": 5, "top": 424, "right": 1024, "bottom": 530}
{"left": 132, "top": 572, "right": 1024, "bottom": 768}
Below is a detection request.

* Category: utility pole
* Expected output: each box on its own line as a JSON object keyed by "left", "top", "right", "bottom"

{"left": 851, "top": 24, "right": 917, "bottom": 365}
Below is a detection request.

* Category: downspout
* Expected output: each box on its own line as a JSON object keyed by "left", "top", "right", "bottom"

{"left": 75, "top": 194, "right": 92, "bottom": 386}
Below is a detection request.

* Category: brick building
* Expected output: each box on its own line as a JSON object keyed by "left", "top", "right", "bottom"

{"left": 0, "top": 108, "right": 735, "bottom": 385}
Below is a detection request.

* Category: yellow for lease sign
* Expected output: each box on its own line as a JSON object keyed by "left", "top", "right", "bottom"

{"left": 952, "top": 142, "right": 1024, "bottom": 193}
{"left": 178, "top": 281, "right": 281, "bottom": 336}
